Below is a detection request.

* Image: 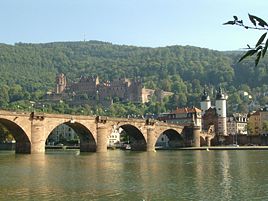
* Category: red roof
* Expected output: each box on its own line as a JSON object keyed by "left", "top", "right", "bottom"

{"left": 172, "top": 107, "right": 201, "bottom": 114}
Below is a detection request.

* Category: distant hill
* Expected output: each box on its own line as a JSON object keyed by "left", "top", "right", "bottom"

{"left": 0, "top": 40, "right": 267, "bottom": 113}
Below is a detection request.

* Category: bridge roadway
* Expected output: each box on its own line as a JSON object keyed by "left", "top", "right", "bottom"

{"left": 0, "top": 110, "right": 213, "bottom": 154}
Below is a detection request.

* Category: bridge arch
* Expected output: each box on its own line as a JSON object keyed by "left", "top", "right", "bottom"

{"left": 155, "top": 128, "right": 184, "bottom": 149}
{"left": 118, "top": 124, "right": 147, "bottom": 151}
{"left": 0, "top": 118, "right": 31, "bottom": 153}
{"left": 46, "top": 121, "right": 97, "bottom": 152}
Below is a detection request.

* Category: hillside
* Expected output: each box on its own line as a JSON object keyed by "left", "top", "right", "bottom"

{"left": 0, "top": 41, "right": 267, "bottom": 115}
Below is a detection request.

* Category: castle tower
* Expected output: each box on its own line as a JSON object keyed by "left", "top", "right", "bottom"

{"left": 200, "top": 89, "right": 211, "bottom": 116}
{"left": 55, "top": 73, "right": 67, "bottom": 94}
{"left": 215, "top": 87, "right": 227, "bottom": 136}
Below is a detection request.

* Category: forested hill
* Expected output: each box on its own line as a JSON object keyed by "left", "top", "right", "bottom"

{"left": 1, "top": 40, "right": 268, "bottom": 113}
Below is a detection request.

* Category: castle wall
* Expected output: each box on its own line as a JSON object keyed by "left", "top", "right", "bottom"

{"left": 53, "top": 74, "right": 173, "bottom": 105}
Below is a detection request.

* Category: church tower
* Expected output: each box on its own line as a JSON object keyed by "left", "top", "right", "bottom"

{"left": 200, "top": 89, "right": 211, "bottom": 116}
{"left": 215, "top": 87, "right": 227, "bottom": 136}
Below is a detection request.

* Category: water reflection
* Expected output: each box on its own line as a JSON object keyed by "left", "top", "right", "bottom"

{"left": 1, "top": 150, "right": 268, "bottom": 200}
{"left": 219, "top": 151, "right": 232, "bottom": 201}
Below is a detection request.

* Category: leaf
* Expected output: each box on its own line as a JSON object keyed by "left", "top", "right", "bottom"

{"left": 255, "top": 51, "right": 262, "bottom": 66}
{"left": 248, "top": 14, "right": 256, "bottom": 26}
{"left": 239, "top": 49, "right": 257, "bottom": 62}
{"left": 249, "top": 14, "right": 268, "bottom": 27}
{"left": 256, "top": 32, "right": 267, "bottom": 47}
{"left": 223, "top": 21, "right": 235, "bottom": 25}
{"left": 262, "top": 38, "right": 268, "bottom": 57}
{"left": 256, "top": 46, "right": 263, "bottom": 51}
{"left": 254, "top": 15, "right": 268, "bottom": 27}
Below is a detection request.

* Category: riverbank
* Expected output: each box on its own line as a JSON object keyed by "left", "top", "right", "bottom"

{"left": 178, "top": 146, "right": 268, "bottom": 150}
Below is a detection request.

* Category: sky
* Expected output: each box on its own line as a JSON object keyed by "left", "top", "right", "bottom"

{"left": 0, "top": 0, "right": 267, "bottom": 51}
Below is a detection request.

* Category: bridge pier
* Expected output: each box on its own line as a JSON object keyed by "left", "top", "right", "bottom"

{"left": 184, "top": 125, "right": 201, "bottom": 147}
{"left": 192, "top": 125, "right": 201, "bottom": 147}
{"left": 206, "top": 136, "right": 211, "bottom": 147}
{"left": 96, "top": 125, "right": 108, "bottom": 153}
{"left": 146, "top": 127, "right": 156, "bottom": 152}
{"left": 31, "top": 121, "right": 46, "bottom": 153}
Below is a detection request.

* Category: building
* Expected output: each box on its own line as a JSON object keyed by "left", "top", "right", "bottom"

{"left": 156, "top": 107, "right": 202, "bottom": 148}
{"left": 49, "top": 73, "right": 173, "bottom": 105}
{"left": 247, "top": 111, "right": 260, "bottom": 135}
{"left": 247, "top": 108, "right": 268, "bottom": 136}
{"left": 260, "top": 108, "right": 268, "bottom": 135}
{"left": 108, "top": 127, "right": 122, "bottom": 147}
{"left": 201, "top": 87, "right": 227, "bottom": 137}
{"left": 200, "top": 89, "right": 211, "bottom": 116}
{"left": 158, "top": 107, "right": 202, "bottom": 128}
{"left": 202, "top": 107, "right": 219, "bottom": 134}
{"left": 69, "top": 75, "right": 99, "bottom": 95}
{"left": 227, "top": 113, "right": 248, "bottom": 135}
{"left": 215, "top": 87, "right": 227, "bottom": 136}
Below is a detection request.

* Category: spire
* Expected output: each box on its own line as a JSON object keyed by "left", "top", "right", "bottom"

{"left": 216, "top": 86, "right": 226, "bottom": 100}
{"left": 201, "top": 88, "right": 210, "bottom": 101}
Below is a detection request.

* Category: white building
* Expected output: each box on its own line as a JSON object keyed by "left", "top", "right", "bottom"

{"left": 200, "top": 89, "right": 211, "bottom": 116}
{"left": 107, "top": 126, "right": 122, "bottom": 147}
{"left": 215, "top": 87, "right": 227, "bottom": 136}
{"left": 227, "top": 113, "right": 248, "bottom": 135}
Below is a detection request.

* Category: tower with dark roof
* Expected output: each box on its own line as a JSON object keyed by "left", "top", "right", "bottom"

{"left": 215, "top": 87, "right": 227, "bottom": 136}
{"left": 200, "top": 88, "right": 211, "bottom": 116}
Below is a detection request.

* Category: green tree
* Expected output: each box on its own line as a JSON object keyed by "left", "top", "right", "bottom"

{"left": 247, "top": 121, "right": 254, "bottom": 135}
{"left": 9, "top": 84, "right": 24, "bottom": 102}
{"left": 0, "top": 85, "right": 9, "bottom": 107}
{"left": 0, "top": 123, "right": 13, "bottom": 142}
{"left": 262, "top": 120, "right": 268, "bottom": 134}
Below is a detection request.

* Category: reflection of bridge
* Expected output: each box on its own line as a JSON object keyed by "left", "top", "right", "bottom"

{"left": 0, "top": 110, "right": 214, "bottom": 154}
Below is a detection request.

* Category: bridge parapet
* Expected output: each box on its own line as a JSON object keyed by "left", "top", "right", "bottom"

{"left": 146, "top": 118, "right": 156, "bottom": 126}
{"left": 30, "top": 112, "right": 45, "bottom": 121}
{"left": 95, "top": 116, "right": 108, "bottom": 124}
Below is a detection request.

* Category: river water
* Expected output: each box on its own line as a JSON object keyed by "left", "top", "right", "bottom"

{"left": 0, "top": 149, "right": 268, "bottom": 201}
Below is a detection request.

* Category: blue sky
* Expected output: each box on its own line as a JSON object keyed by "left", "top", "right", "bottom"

{"left": 0, "top": 0, "right": 267, "bottom": 51}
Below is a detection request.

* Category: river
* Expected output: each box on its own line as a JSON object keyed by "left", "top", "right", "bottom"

{"left": 0, "top": 149, "right": 268, "bottom": 201}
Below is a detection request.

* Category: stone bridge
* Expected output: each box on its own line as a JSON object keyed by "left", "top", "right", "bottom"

{"left": 0, "top": 110, "right": 214, "bottom": 154}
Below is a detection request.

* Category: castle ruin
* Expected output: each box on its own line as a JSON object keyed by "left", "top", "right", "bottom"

{"left": 52, "top": 73, "right": 173, "bottom": 105}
